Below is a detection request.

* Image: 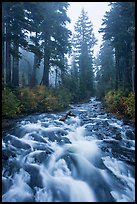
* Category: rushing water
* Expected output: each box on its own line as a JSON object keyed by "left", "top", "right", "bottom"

{"left": 2, "top": 97, "right": 135, "bottom": 202}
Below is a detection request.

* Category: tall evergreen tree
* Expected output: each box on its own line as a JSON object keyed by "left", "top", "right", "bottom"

{"left": 2, "top": 4, "right": 5, "bottom": 83}
{"left": 39, "top": 2, "right": 71, "bottom": 86}
{"left": 72, "top": 8, "right": 96, "bottom": 63}
{"left": 23, "top": 2, "right": 43, "bottom": 87}
{"left": 72, "top": 8, "right": 97, "bottom": 99}
{"left": 99, "top": 2, "right": 135, "bottom": 92}
{"left": 10, "top": 2, "right": 30, "bottom": 87}
{"left": 71, "top": 54, "right": 78, "bottom": 84}
{"left": 2, "top": 2, "right": 31, "bottom": 87}
{"left": 95, "top": 40, "right": 115, "bottom": 98}
{"left": 3, "top": 3, "right": 12, "bottom": 86}
{"left": 2, "top": 2, "right": 71, "bottom": 88}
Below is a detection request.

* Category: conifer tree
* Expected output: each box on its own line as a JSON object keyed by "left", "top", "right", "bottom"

{"left": 99, "top": 2, "right": 135, "bottom": 92}
{"left": 72, "top": 8, "right": 97, "bottom": 99}
{"left": 39, "top": 2, "right": 71, "bottom": 86}
{"left": 95, "top": 40, "right": 115, "bottom": 98}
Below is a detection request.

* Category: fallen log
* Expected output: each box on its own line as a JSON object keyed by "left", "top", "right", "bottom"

{"left": 59, "top": 111, "right": 76, "bottom": 122}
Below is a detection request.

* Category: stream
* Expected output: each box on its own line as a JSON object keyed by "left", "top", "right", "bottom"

{"left": 2, "top": 97, "right": 135, "bottom": 202}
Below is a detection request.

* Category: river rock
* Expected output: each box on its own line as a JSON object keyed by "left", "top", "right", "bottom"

{"left": 125, "top": 130, "right": 135, "bottom": 140}
{"left": 24, "top": 164, "right": 43, "bottom": 188}
{"left": 2, "top": 177, "right": 13, "bottom": 195}
{"left": 5, "top": 135, "right": 31, "bottom": 150}
{"left": 2, "top": 97, "right": 135, "bottom": 202}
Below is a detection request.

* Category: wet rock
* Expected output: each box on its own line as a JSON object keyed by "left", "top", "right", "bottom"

{"left": 2, "top": 119, "right": 16, "bottom": 131}
{"left": 85, "top": 125, "right": 94, "bottom": 132}
{"left": 113, "top": 147, "right": 135, "bottom": 165}
{"left": 2, "top": 148, "right": 16, "bottom": 160}
{"left": 5, "top": 135, "right": 31, "bottom": 150}
{"left": 93, "top": 126, "right": 99, "bottom": 131}
{"left": 123, "top": 118, "right": 133, "bottom": 126}
{"left": 98, "top": 112, "right": 105, "bottom": 115}
{"left": 115, "top": 132, "right": 122, "bottom": 140}
{"left": 32, "top": 142, "right": 53, "bottom": 151}
{"left": 101, "top": 139, "right": 135, "bottom": 165}
{"left": 2, "top": 177, "right": 13, "bottom": 195}
{"left": 29, "top": 133, "right": 48, "bottom": 143}
{"left": 59, "top": 137, "right": 71, "bottom": 145}
{"left": 101, "top": 120, "right": 109, "bottom": 127}
{"left": 24, "top": 164, "right": 43, "bottom": 188}
{"left": 2, "top": 157, "right": 21, "bottom": 178}
{"left": 109, "top": 126, "right": 121, "bottom": 138}
{"left": 41, "top": 129, "right": 70, "bottom": 144}
{"left": 122, "top": 140, "right": 135, "bottom": 149}
{"left": 125, "top": 130, "right": 135, "bottom": 140}
{"left": 103, "top": 139, "right": 120, "bottom": 145}
{"left": 96, "top": 132, "right": 106, "bottom": 140}
{"left": 25, "top": 151, "right": 52, "bottom": 164}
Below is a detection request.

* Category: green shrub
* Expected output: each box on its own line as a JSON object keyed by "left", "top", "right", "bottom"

{"left": 3, "top": 85, "right": 73, "bottom": 117}
{"left": 43, "top": 94, "right": 60, "bottom": 112}
{"left": 54, "top": 87, "right": 71, "bottom": 109}
{"left": 17, "top": 85, "right": 71, "bottom": 113}
{"left": 17, "top": 87, "right": 37, "bottom": 113}
{"left": 123, "top": 92, "right": 135, "bottom": 119}
{"left": 2, "top": 88, "right": 20, "bottom": 118}
{"left": 104, "top": 90, "right": 135, "bottom": 120}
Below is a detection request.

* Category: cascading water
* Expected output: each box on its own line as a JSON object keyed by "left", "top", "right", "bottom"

{"left": 2, "top": 97, "right": 135, "bottom": 202}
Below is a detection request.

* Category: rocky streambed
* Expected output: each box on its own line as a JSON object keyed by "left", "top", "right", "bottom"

{"left": 2, "top": 97, "right": 135, "bottom": 202}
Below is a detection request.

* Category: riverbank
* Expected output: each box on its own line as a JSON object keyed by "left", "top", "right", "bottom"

{"left": 102, "top": 107, "right": 135, "bottom": 127}
{"left": 2, "top": 107, "right": 71, "bottom": 131}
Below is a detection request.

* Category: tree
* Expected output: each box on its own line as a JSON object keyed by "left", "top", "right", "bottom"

{"left": 71, "top": 54, "right": 79, "bottom": 84}
{"left": 23, "top": 2, "right": 44, "bottom": 87}
{"left": 72, "top": 8, "right": 97, "bottom": 100}
{"left": 2, "top": 2, "right": 72, "bottom": 89}
{"left": 2, "top": 2, "right": 31, "bottom": 87}
{"left": 29, "top": 32, "right": 43, "bottom": 88}
{"left": 39, "top": 2, "right": 71, "bottom": 87}
{"left": 95, "top": 40, "right": 115, "bottom": 98}
{"left": 3, "top": 3, "right": 12, "bottom": 86}
{"left": 2, "top": 4, "right": 5, "bottom": 83}
{"left": 10, "top": 3, "right": 30, "bottom": 87}
{"left": 99, "top": 2, "right": 135, "bottom": 92}
{"left": 79, "top": 42, "right": 94, "bottom": 99}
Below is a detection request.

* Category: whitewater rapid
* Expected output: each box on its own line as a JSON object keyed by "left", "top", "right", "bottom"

{"left": 2, "top": 97, "right": 135, "bottom": 202}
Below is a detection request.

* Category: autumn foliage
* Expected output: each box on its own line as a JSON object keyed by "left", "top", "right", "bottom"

{"left": 2, "top": 86, "right": 71, "bottom": 118}
{"left": 104, "top": 90, "right": 135, "bottom": 121}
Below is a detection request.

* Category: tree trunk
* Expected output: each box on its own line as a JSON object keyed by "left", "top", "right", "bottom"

{"left": 42, "top": 53, "right": 50, "bottom": 86}
{"left": 124, "top": 43, "right": 132, "bottom": 91}
{"left": 5, "top": 18, "right": 11, "bottom": 86}
{"left": 30, "top": 32, "right": 39, "bottom": 88}
{"left": 55, "top": 68, "right": 58, "bottom": 87}
{"left": 2, "top": 6, "right": 5, "bottom": 83}
{"left": 41, "top": 36, "right": 50, "bottom": 86}
{"left": 61, "top": 68, "right": 65, "bottom": 86}
{"left": 131, "top": 41, "right": 135, "bottom": 92}
{"left": 12, "top": 43, "right": 19, "bottom": 87}
{"left": 115, "top": 48, "right": 119, "bottom": 90}
{"left": 30, "top": 54, "right": 37, "bottom": 88}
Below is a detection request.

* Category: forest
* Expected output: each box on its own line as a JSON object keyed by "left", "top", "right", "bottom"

{"left": 2, "top": 2, "right": 135, "bottom": 202}
{"left": 2, "top": 2, "right": 135, "bottom": 121}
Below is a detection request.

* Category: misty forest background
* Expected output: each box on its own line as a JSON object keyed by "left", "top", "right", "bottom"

{"left": 2, "top": 2, "right": 135, "bottom": 121}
